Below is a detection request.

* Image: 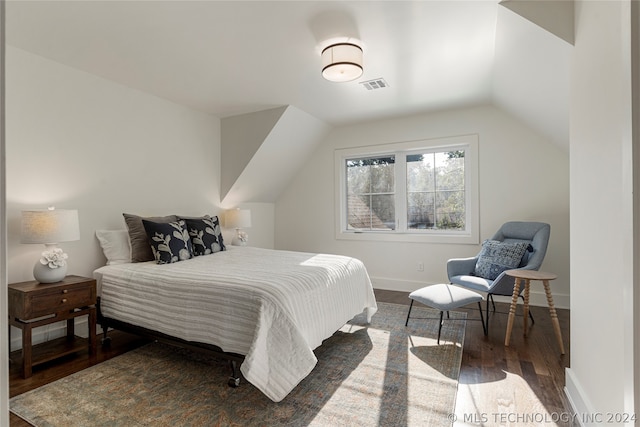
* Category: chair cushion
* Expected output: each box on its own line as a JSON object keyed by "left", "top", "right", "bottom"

{"left": 409, "top": 284, "right": 483, "bottom": 311}
{"left": 474, "top": 239, "right": 529, "bottom": 280}
{"left": 449, "top": 275, "right": 492, "bottom": 292}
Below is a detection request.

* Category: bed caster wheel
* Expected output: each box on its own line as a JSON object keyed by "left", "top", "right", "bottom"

{"left": 228, "top": 377, "right": 240, "bottom": 388}
{"left": 101, "top": 336, "right": 112, "bottom": 347}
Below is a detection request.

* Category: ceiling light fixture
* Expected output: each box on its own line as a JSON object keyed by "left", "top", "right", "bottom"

{"left": 321, "top": 42, "right": 363, "bottom": 83}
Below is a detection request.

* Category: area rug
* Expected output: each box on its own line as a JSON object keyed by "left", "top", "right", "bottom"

{"left": 10, "top": 302, "right": 466, "bottom": 427}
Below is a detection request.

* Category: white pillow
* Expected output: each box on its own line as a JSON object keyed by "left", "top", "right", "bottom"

{"left": 95, "top": 230, "right": 131, "bottom": 265}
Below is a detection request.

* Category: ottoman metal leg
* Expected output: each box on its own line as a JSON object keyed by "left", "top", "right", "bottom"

{"left": 478, "top": 302, "right": 487, "bottom": 335}
{"left": 405, "top": 300, "right": 414, "bottom": 326}
{"left": 437, "top": 311, "right": 444, "bottom": 344}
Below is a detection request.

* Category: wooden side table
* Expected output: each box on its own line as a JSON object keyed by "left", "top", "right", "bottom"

{"left": 8, "top": 275, "right": 97, "bottom": 378}
{"left": 503, "top": 269, "right": 565, "bottom": 354}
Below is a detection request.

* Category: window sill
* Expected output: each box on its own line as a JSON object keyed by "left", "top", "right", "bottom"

{"left": 336, "top": 230, "right": 479, "bottom": 244}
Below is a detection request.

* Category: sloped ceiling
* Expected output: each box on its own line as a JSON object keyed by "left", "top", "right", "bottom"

{"left": 501, "top": 0, "right": 574, "bottom": 44}
{"left": 5, "top": 1, "right": 572, "bottom": 202}
{"left": 221, "top": 106, "right": 331, "bottom": 205}
{"left": 494, "top": 1, "right": 572, "bottom": 151}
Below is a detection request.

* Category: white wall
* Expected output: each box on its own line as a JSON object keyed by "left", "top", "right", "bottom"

{"left": 4, "top": 47, "right": 280, "bottom": 347}
{"left": 222, "top": 202, "right": 275, "bottom": 250}
{"left": 275, "top": 104, "right": 570, "bottom": 308}
{"left": 5, "top": 46, "right": 224, "bottom": 283}
{"left": 0, "top": 2, "right": 9, "bottom": 425}
{"left": 566, "top": 1, "right": 636, "bottom": 423}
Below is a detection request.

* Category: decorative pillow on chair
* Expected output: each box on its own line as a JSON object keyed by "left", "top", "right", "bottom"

{"left": 182, "top": 216, "right": 226, "bottom": 255}
{"left": 474, "top": 239, "right": 530, "bottom": 280}
{"left": 142, "top": 219, "right": 194, "bottom": 264}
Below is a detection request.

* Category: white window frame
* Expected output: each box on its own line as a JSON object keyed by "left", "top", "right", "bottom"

{"left": 334, "top": 134, "right": 479, "bottom": 244}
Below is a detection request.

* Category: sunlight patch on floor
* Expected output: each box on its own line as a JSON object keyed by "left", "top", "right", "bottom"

{"left": 312, "top": 325, "right": 388, "bottom": 422}
{"left": 454, "top": 371, "right": 565, "bottom": 427}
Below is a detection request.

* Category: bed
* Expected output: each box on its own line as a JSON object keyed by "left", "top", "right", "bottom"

{"left": 93, "top": 245, "right": 378, "bottom": 402}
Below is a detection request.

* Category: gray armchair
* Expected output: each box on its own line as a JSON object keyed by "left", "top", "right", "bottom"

{"left": 447, "top": 221, "right": 551, "bottom": 333}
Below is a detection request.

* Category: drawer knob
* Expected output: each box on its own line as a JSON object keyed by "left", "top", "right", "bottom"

{"left": 62, "top": 289, "right": 68, "bottom": 294}
{"left": 61, "top": 298, "right": 68, "bottom": 303}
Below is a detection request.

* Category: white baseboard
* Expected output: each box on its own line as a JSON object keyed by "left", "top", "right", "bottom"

{"left": 9, "top": 317, "right": 92, "bottom": 351}
{"left": 565, "top": 368, "right": 598, "bottom": 427}
{"left": 371, "top": 276, "right": 570, "bottom": 309}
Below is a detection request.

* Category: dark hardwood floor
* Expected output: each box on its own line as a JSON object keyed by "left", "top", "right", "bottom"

{"left": 375, "top": 289, "right": 571, "bottom": 426}
{"left": 10, "top": 289, "right": 570, "bottom": 426}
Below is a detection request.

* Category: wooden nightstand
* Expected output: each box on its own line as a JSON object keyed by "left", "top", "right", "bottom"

{"left": 8, "top": 275, "right": 97, "bottom": 378}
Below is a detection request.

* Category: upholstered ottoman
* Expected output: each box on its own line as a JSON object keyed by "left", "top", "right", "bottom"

{"left": 405, "top": 284, "right": 486, "bottom": 344}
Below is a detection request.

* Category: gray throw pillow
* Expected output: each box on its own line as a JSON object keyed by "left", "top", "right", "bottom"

{"left": 123, "top": 213, "right": 178, "bottom": 262}
{"left": 474, "top": 239, "right": 529, "bottom": 280}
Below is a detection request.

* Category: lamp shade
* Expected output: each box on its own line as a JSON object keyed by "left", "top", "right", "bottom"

{"left": 226, "top": 209, "right": 252, "bottom": 229}
{"left": 321, "top": 42, "right": 363, "bottom": 82}
{"left": 21, "top": 208, "right": 80, "bottom": 244}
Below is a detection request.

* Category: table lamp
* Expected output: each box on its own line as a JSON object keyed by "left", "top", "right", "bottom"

{"left": 226, "top": 208, "right": 251, "bottom": 246}
{"left": 21, "top": 207, "right": 80, "bottom": 283}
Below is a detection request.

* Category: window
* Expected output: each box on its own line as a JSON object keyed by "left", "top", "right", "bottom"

{"left": 346, "top": 156, "right": 396, "bottom": 230}
{"left": 406, "top": 151, "right": 465, "bottom": 231}
{"left": 335, "top": 134, "right": 479, "bottom": 244}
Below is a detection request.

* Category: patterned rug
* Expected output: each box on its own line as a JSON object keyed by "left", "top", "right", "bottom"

{"left": 10, "top": 302, "right": 466, "bottom": 426}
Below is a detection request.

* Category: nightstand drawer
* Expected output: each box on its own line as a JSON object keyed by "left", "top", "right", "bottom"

{"left": 8, "top": 276, "right": 97, "bottom": 320}
{"left": 29, "top": 286, "right": 94, "bottom": 317}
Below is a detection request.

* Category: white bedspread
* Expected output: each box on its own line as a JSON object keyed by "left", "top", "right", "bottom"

{"left": 94, "top": 246, "right": 377, "bottom": 402}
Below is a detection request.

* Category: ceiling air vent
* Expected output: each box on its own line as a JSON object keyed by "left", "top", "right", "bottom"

{"left": 360, "top": 78, "right": 389, "bottom": 90}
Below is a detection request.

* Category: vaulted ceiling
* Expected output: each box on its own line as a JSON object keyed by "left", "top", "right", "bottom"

{"left": 5, "top": 1, "right": 571, "bottom": 150}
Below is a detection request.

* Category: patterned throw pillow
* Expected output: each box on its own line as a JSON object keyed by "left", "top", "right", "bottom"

{"left": 474, "top": 239, "right": 529, "bottom": 280}
{"left": 123, "top": 213, "right": 179, "bottom": 262}
{"left": 142, "top": 220, "right": 194, "bottom": 264}
{"left": 181, "top": 216, "right": 226, "bottom": 255}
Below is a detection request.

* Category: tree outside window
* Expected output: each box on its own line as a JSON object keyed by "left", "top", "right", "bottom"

{"left": 345, "top": 150, "right": 466, "bottom": 233}
{"left": 346, "top": 156, "right": 395, "bottom": 230}
{"left": 406, "top": 150, "right": 465, "bottom": 231}
{"left": 336, "top": 134, "right": 478, "bottom": 244}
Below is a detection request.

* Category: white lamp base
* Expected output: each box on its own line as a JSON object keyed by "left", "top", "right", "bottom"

{"left": 33, "top": 263, "right": 67, "bottom": 283}
{"left": 232, "top": 237, "right": 247, "bottom": 246}
{"left": 232, "top": 229, "right": 248, "bottom": 246}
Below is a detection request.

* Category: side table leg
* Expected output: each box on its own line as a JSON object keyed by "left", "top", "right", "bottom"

{"left": 523, "top": 279, "right": 531, "bottom": 336}
{"left": 22, "top": 324, "right": 32, "bottom": 378}
{"left": 88, "top": 307, "right": 97, "bottom": 355}
{"left": 543, "top": 280, "right": 566, "bottom": 355}
{"left": 504, "top": 277, "right": 521, "bottom": 347}
{"left": 66, "top": 317, "right": 75, "bottom": 341}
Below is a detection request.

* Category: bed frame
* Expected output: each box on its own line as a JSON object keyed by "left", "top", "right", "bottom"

{"left": 97, "top": 297, "right": 245, "bottom": 387}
